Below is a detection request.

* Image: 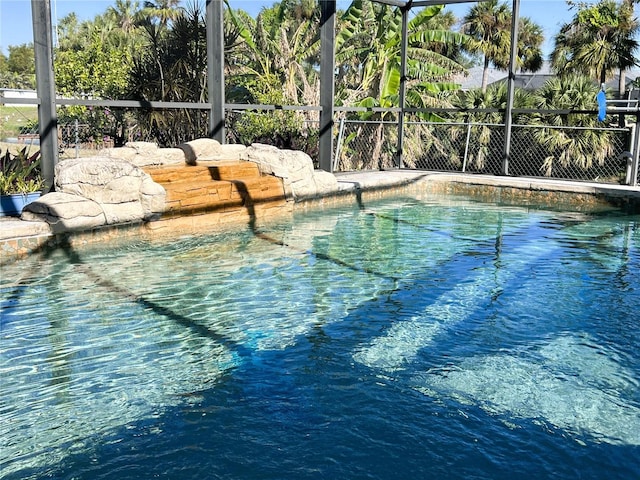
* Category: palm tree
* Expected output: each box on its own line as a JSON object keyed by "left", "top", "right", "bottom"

{"left": 107, "top": 0, "right": 141, "bottom": 34}
{"left": 336, "top": 0, "right": 466, "bottom": 114}
{"left": 448, "top": 83, "right": 537, "bottom": 173}
{"left": 461, "top": 0, "right": 544, "bottom": 92}
{"left": 517, "top": 17, "right": 544, "bottom": 73}
{"left": 533, "top": 74, "right": 614, "bottom": 176}
{"left": 423, "top": 7, "right": 471, "bottom": 66}
{"left": 128, "top": 3, "right": 209, "bottom": 145}
{"left": 56, "top": 13, "right": 85, "bottom": 50}
{"left": 139, "top": 0, "right": 182, "bottom": 27}
{"left": 551, "top": 0, "right": 639, "bottom": 97}
{"left": 101, "top": 2, "right": 146, "bottom": 53}
{"left": 460, "top": 0, "right": 511, "bottom": 93}
{"left": 225, "top": 0, "right": 320, "bottom": 106}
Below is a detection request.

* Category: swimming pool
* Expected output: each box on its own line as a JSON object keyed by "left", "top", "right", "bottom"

{"left": 1, "top": 193, "right": 639, "bottom": 479}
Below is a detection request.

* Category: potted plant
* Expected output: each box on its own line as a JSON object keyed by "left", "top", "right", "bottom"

{"left": 0, "top": 147, "right": 45, "bottom": 217}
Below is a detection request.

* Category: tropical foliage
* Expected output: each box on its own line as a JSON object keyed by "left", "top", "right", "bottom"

{"left": 551, "top": 0, "right": 639, "bottom": 96}
{"left": 0, "top": 44, "right": 36, "bottom": 89}
{"left": 127, "top": 2, "right": 209, "bottom": 145}
{"left": 54, "top": 11, "right": 136, "bottom": 147}
{"left": 532, "top": 74, "right": 614, "bottom": 176}
{"left": 460, "top": 0, "right": 544, "bottom": 92}
{"left": 2, "top": 0, "right": 635, "bottom": 179}
{"left": 336, "top": 0, "right": 466, "bottom": 117}
{"left": 448, "top": 82, "right": 538, "bottom": 172}
{"left": 226, "top": 0, "right": 319, "bottom": 106}
{"left": 223, "top": 0, "right": 320, "bottom": 153}
{"left": 416, "top": 72, "right": 619, "bottom": 178}
{"left": 333, "top": 0, "right": 469, "bottom": 169}
{"left": 0, "top": 148, "right": 44, "bottom": 195}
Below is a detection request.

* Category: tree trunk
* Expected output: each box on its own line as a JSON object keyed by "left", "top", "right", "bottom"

{"left": 481, "top": 55, "right": 490, "bottom": 93}
{"left": 619, "top": 68, "right": 626, "bottom": 99}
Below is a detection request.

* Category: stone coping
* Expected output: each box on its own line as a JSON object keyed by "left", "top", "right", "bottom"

{"left": 2, "top": 170, "right": 640, "bottom": 263}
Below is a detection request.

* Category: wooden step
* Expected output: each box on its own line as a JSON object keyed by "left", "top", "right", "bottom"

{"left": 145, "top": 165, "right": 214, "bottom": 184}
{"left": 143, "top": 161, "right": 286, "bottom": 218}
{"left": 145, "top": 160, "right": 261, "bottom": 184}
{"left": 203, "top": 161, "right": 261, "bottom": 180}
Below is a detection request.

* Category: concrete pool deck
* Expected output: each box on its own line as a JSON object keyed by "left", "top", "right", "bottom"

{"left": 2, "top": 170, "right": 640, "bottom": 261}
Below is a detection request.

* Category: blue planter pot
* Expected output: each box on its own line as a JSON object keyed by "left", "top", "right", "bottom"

{"left": 0, "top": 192, "right": 42, "bottom": 217}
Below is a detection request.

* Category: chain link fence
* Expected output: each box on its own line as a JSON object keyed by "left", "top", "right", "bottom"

{"left": 0, "top": 104, "right": 211, "bottom": 158}
{"left": 335, "top": 118, "right": 635, "bottom": 185}
{"left": 2, "top": 101, "right": 637, "bottom": 185}
{"left": 334, "top": 119, "right": 398, "bottom": 171}
{"left": 1, "top": 103, "right": 321, "bottom": 158}
{"left": 0, "top": 103, "right": 114, "bottom": 159}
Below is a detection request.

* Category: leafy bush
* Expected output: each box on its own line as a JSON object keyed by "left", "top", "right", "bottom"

{"left": 227, "top": 75, "right": 320, "bottom": 160}
{"left": 0, "top": 148, "right": 44, "bottom": 195}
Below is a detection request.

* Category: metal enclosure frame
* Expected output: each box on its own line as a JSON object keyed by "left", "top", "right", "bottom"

{"left": 33, "top": 0, "right": 630, "bottom": 186}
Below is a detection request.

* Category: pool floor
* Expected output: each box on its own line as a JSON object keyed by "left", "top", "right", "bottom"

{"left": 1, "top": 193, "right": 639, "bottom": 479}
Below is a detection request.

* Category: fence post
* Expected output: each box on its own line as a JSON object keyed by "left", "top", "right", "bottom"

{"left": 631, "top": 116, "right": 640, "bottom": 186}
{"left": 319, "top": 1, "right": 336, "bottom": 172}
{"left": 75, "top": 119, "right": 79, "bottom": 159}
{"left": 334, "top": 117, "right": 345, "bottom": 172}
{"left": 206, "top": 0, "right": 225, "bottom": 143}
{"left": 462, "top": 117, "right": 472, "bottom": 173}
{"left": 396, "top": 5, "right": 409, "bottom": 170}
{"left": 502, "top": 0, "right": 520, "bottom": 176}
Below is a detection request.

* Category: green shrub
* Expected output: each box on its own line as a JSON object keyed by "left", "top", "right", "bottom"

{"left": 0, "top": 147, "right": 44, "bottom": 194}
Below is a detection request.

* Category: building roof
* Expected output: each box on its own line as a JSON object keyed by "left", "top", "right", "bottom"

{"left": 454, "top": 66, "right": 507, "bottom": 91}
{"left": 456, "top": 62, "right": 640, "bottom": 96}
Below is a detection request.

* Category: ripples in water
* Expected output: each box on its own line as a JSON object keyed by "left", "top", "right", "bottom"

{"left": 1, "top": 195, "right": 639, "bottom": 479}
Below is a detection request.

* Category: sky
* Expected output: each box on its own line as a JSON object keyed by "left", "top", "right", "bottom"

{"left": 0, "top": 0, "right": 595, "bottom": 58}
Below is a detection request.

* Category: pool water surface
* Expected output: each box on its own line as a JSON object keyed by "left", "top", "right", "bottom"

{"left": 1, "top": 193, "right": 639, "bottom": 479}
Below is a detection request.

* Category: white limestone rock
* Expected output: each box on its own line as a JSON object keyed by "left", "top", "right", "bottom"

{"left": 243, "top": 143, "right": 338, "bottom": 201}
{"left": 55, "top": 157, "right": 149, "bottom": 204}
{"left": 21, "top": 157, "right": 168, "bottom": 232}
{"left": 178, "top": 138, "right": 222, "bottom": 165}
{"left": 21, "top": 192, "right": 106, "bottom": 233}
{"left": 219, "top": 144, "right": 248, "bottom": 160}
{"left": 159, "top": 148, "right": 187, "bottom": 164}
{"left": 139, "top": 177, "right": 167, "bottom": 220}
{"left": 98, "top": 142, "right": 184, "bottom": 166}
{"left": 124, "top": 141, "right": 159, "bottom": 154}
{"left": 101, "top": 201, "right": 146, "bottom": 225}
{"left": 312, "top": 170, "right": 340, "bottom": 197}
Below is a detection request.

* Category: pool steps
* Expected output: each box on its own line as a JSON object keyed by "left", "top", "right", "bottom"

{"left": 144, "top": 161, "right": 288, "bottom": 216}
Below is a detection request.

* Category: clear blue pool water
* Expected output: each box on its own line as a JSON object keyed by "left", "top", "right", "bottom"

{"left": 1, "top": 193, "right": 639, "bottom": 479}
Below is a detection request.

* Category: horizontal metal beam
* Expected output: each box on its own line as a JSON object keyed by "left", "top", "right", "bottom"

{"left": 373, "top": 0, "right": 491, "bottom": 7}
{"left": 335, "top": 106, "right": 402, "bottom": 113}
{"left": 0, "top": 97, "right": 324, "bottom": 111}
{"left": 606, "top": 108, "right": 640, "bottom": 114}
{"left": 226, "top": 104, "right": 321, "bottom": 111}
{"left": 0, "top": 97, "right": 40, "bottom": 105}
{"left": 57, "top": 99, "right": 212, "bottom": 109}
{"left": 412, "top": 0, "right": 492, "bottom": 6}
{"left": 373, "top": 0, "right": 408, "bottom": 8}
{"left": 5, "top": 97, "right": 628, "bottom": 117}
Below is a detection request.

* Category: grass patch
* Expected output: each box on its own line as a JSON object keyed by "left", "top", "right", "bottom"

{"left": 0, "top": 141, "right": 98, "bottom": 160}
{"left": 0, "top": 105, "right": 39, "bottom": 139}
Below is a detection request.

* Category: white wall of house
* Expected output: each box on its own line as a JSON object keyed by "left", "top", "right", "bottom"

{"left": 0, "top": 88, "right": 38, "bottom": 107}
